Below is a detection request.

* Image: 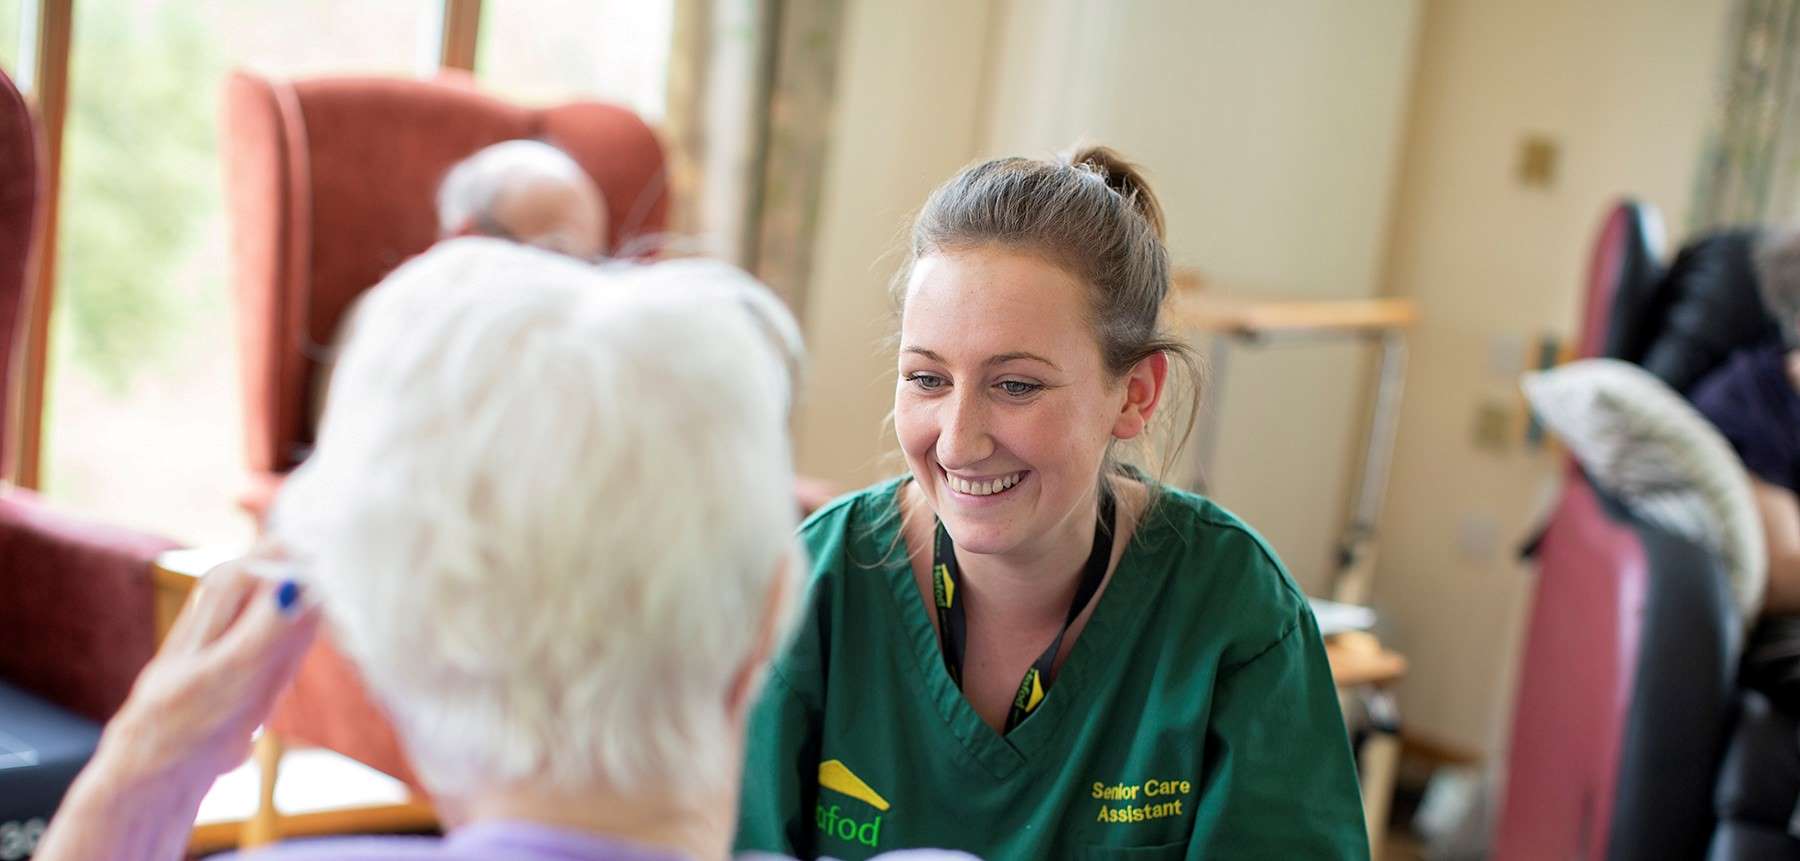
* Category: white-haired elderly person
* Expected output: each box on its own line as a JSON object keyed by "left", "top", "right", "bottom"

{"left": 439, "top": 138, "right": 608, "bottom": 260}
{"left": 35, "top": 239, "right": 968, "bottom": 861}
{"left": 305, "top": 140, "right": 606, "bottom": 432}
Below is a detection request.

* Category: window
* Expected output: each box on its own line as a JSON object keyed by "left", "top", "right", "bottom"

{"left": 1692, "top": 0, "right": 1800, "bottom": 228}
{"left": 0, "top": 0, "right": 20, "bottom": 82}
{"left": 39, "top": 0, "right": 433, "bottom": 545}
{"left": 475, "top": 0, "right": 674, "bottom": 119}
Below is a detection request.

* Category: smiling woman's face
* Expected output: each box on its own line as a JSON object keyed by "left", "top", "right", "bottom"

{"left": 895, "top": 247, "right": 1127, "bottom": 559}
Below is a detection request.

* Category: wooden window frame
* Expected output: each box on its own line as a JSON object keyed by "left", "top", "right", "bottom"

{"left": 7, "top": 0, "right": 484, "bottom": 489}
{"left": 439, "top": 0, "right": 482, "bottom": 73}
{"left": 10, "top": 0, "right": 70, "bottom": 490}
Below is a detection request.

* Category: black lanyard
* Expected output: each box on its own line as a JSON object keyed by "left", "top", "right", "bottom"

{"left": 931, "top": 488, "right": 1116, "bottom": 733}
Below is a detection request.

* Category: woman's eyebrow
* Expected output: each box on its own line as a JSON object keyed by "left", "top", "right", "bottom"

{"left": 988, "top": 351, "right": 1060, "bottom": 370}
{"left": 901, "top": 346, "right": 1060, "bottom": 370}
{"left": 901, "top": 346, "right": 943, "bottom": 362}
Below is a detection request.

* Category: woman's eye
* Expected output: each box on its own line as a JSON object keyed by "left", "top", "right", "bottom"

{"left": 905, "top": 373, "right": 947, "bottom": 391}
{"left": 997, "top": 380, "right": 1043, "bottom": 397}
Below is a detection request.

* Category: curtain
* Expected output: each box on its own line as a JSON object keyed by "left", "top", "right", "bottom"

{"left": 1692, "top": 0, "right": 1800, "bottom": 230}
{"left": 664, "top": 0, "right": 846, "bottom": 317}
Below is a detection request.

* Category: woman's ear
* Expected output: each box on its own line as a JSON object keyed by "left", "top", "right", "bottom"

{"left": 1112, "top": 352, "right": 1169, "bottom": 441}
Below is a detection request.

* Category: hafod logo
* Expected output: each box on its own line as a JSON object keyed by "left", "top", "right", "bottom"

{"left": 816, "top": 759, "right": 889, "bottom": 848}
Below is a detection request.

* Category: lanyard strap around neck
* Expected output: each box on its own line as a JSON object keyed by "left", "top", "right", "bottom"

{"left": 931, "top": 487, "right": 1116, "bottom": 733}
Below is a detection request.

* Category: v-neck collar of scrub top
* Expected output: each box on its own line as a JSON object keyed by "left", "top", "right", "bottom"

{"left": 866, "top": 477, "right": 1174, "bottom": 781}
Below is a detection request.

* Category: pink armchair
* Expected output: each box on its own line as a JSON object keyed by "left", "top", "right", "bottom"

{"left": 0, "top": 60, "right": 179, "bottom": 811}
{"left": 220, "top": 70, "right": 672, "bottom": 522}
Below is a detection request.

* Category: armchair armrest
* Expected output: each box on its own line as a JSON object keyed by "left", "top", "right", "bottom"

{"left": 0, "top": 492, "right": 179, "bottom": 722}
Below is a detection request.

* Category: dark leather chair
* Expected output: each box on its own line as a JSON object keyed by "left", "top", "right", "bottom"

{"left": 1496, "top": 201, "right": 1800, "bottom": 860}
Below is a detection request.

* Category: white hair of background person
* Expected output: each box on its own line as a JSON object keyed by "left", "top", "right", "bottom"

{"left": 436, "top": 139, "right": 606, "bottom": 256}
{"left": 1759, "top": 227, "right": 1800, "bottom": 346}
{"left": 269, "top": 237, "right": 805, "bottom": 800}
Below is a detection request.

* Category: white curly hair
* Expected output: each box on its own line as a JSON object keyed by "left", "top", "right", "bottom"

{"left": 269, "top": 238, "right": 804, "bottom": 799}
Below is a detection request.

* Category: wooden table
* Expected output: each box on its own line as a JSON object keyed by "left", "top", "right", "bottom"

{"left": 1326, "top": 631, "right": 1409, "bottom": 687}
{"left": 152, "top": 546, "right": 244, "bottom": 640}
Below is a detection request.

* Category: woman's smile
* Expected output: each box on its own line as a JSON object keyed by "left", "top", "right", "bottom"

{"left": 941, "top": 467, "right": 1031, "bottom": 501}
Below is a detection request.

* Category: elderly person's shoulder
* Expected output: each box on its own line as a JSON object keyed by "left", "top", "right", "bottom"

{"left": 801, "top": 853, "right": 981, "bottom": 861}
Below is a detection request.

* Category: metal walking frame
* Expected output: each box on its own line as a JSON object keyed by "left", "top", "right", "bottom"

{"left": 1167, "top": 275, "right": 1419, "bottom": 855}
{"left": 1170, "top": 281, "right": 1417, "bottom": 606}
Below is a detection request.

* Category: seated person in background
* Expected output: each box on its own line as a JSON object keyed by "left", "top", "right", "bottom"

{"left": 1694, "top": 228, "right": 1800, "bottom": 616}
{"left": 437, "top": 138, "right": 608, "bottom": 259}
{"left": 306, "top": 139, "right": 608, "bottom": 431}
{"left": 309, "top": 140, "right": 842, "bottom": 512}
{"left": 1693, "top": 228, "right": 1800, "bottom": 717}
{"left": 36, "top": 239, "right": 967, "bottom": 861}
{"left": 433, "top": 139, "right": 842, "bottom": 515}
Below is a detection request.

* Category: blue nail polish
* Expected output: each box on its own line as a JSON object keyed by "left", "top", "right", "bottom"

{"left": 276, "top": 579, "right": 302, "bottom": 614}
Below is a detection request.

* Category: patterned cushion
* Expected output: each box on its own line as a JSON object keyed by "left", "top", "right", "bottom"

{"left": 1523, "top": 358, "right": 1767, "bottom": 620}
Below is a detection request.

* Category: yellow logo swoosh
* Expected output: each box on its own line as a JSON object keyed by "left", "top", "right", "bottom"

{"left": 1025, "top": 669, "right": 1045, "bottom": 712}
{"left": 819, "top": 760, "right": 890, "bottom": 811}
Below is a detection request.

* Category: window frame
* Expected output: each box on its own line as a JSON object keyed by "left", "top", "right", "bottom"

{"left": 6, "top": 0, "right": 483, "bottom": 489}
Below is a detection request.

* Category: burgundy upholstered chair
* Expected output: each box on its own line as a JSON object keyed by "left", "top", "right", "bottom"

{"left": 220, "top": 70, "right": 672, "bottom": 522}
{"left": 0, "top": 67, "right": 180, "bottom": 734}
{"left": 1495, "top": 201, "right": 1799, "bottom": 858}
{"left": 1493, "top": 200, "right": 1667, "bottom": 860}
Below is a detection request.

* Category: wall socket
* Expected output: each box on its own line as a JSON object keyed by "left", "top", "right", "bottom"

{"left": 1458, "top": 514, "right": 1500, "bottom": 563}
{"left": 1488, "top": 333, "right": 1528, "bottom": 379}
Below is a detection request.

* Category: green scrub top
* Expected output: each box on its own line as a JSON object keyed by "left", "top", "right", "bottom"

{"left": 736, "top": 477, "right": 1368, "bottom": 861}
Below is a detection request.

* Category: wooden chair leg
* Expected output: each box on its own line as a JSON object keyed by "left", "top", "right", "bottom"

{"left": 1359, "top": 728, "right": 1401, "bottom": 859}
{"left": 241, "top": 731, "right": 285, "bottom": 848}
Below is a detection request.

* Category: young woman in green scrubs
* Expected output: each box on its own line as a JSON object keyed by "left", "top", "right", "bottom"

{"left": 736, "top": 148, "right": 1367, "bottom": 860}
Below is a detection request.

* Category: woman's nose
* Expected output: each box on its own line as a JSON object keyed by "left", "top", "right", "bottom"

{"left": 936, "top": 389, "right": 995, "bottom": 469}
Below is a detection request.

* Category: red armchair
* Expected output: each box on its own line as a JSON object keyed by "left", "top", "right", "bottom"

{"left": 0, "top": 65, "right": 179, "bottom": 728}
{"left": 220, "top": 71, "right": 671, "bottom": 522}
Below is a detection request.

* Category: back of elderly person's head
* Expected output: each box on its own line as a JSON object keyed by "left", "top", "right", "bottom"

{"left": 268, "top": 238, "right": 801, "bottom": 800}
{"left": 437, "top": 139, "right": 608, "bottom": 259}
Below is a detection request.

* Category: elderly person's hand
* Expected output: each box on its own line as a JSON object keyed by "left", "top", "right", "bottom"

{"left": 35, "top": 552, "right": 322, "bottom": 861}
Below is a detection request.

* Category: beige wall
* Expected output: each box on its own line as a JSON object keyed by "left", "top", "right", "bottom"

{"left": 979, "top": 0, "right": 1422, "bottom": 591}
{"left": 792, "top": 0, "right": 998, "bottom": 485}
{"left": 797, "top": 0, "right": 1425, "bottom": 596}
{"left": 1374, "top": 0, "right": 1731, "bottom": 758}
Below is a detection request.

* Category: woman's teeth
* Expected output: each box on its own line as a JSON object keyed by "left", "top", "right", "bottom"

{"left": 946, "top": 471, "right": 1024, "bottom": 496}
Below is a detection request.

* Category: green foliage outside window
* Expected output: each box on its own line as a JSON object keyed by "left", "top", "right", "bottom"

{"left": 52, "top": 4, "right": 221, "bottom": 392}
{"left": 0, "top": 1, "right": 19, "bottom": 80}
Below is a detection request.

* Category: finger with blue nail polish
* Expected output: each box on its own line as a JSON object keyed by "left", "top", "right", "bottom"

{"left": 275, "top": 579, "right": 303, "bottom": 615}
